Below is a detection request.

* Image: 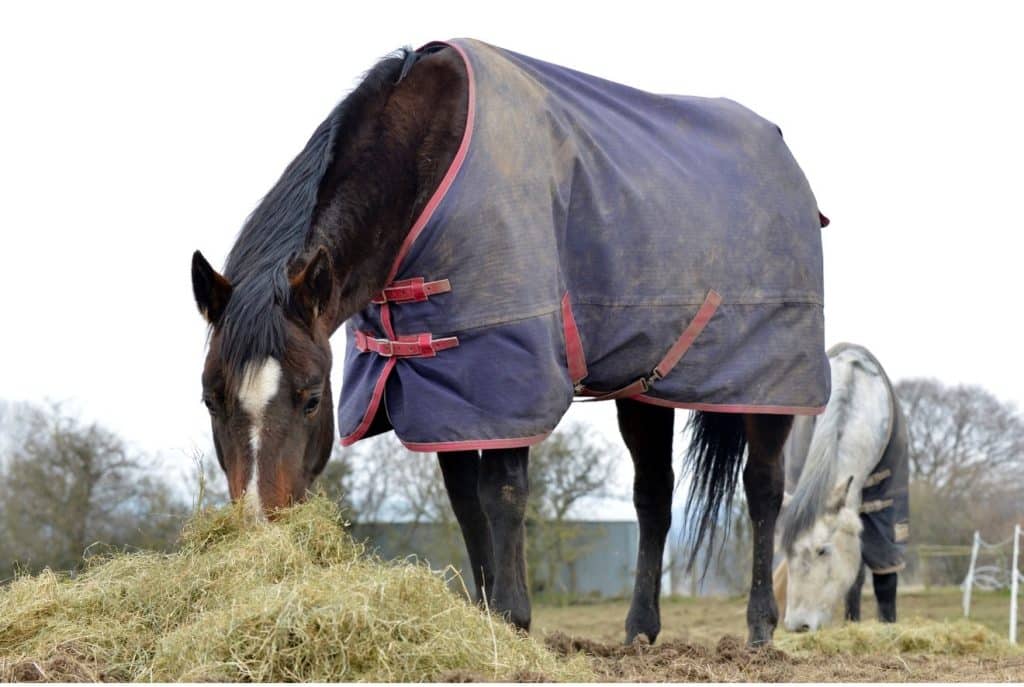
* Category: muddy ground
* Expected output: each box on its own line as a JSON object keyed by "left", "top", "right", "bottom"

{"left": 528, "top": 588, "right": 1024, "bottom": 682}
{"left": 537, "top": 631, "right": 1024, "bottom": 682}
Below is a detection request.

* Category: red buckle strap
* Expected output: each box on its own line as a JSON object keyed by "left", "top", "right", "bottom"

{"left": 371, "top": 277, "right": 452, "bottom": 304}
{"left": 355, "top": 330, "right": 459, "bottom": 358}
{"left": 576, "top": 288, "right": 722, "bottom": 401}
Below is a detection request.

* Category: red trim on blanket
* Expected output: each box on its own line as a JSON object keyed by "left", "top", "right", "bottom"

{"left": 633, "top": 395, "right": 827, "bottom": 416}
{"left": 341, "top": 41, "right": 475, "bottom": 447}
{"left": 339, "top": 357, "right": 398, "bottom": 446}
{"left": 400, "top": 431, "right": 551, "bottom": 453}
{"left": 384, "top": 40, "right": 476, "bottom": 285}
{"left": 561, "top": 293, "right": 588, "bottom": 384}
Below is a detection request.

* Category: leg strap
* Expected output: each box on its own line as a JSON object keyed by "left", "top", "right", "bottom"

{"left": 578, "top": 289, "right": 722, "bottom": 401}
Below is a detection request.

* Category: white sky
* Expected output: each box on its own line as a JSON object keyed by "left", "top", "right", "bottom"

{"left": 2, "top": 2, "right": 1022, "bottom": 517}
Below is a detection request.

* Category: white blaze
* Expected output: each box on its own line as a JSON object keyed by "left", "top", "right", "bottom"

{"left": 237, "top": 357, "right": 281, "bottom": 517}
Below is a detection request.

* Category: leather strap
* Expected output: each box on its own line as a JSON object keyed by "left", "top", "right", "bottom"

{"left": 577, "top": 289, "right": 722, "bottom": 401}
{"left": 355, "top": 331, "right": 460, "bottom": 358}
{"left": 371, "top": 277, "right": 452, "bottom": 304}
{"left": 653, "top": 289, "right": 722, "bottom": 378}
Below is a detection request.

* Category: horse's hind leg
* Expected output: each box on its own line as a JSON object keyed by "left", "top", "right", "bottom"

{"left": 872, "top": 571, "right": 898, "bottom": 622}
{"left": 617, "top": 399, "right": 674, "bottom": 645}
{"left": 743, "top": 413, "right": 793, "bottom": 646}
{"left": 478, "top": 446, "right": 531, "bottom": 631}
{"left": 438, "top": 451, "right": 496, "bottom": 605}
{"left": 844, "top": 562, "right": 866, "bottom": 621}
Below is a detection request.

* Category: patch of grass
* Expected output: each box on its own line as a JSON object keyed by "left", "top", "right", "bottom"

{"left": 0, "top": 497, "right": 591, "bottom": 682}
{"left": 776, "top": 618, "right": 1021, "bottom": 657}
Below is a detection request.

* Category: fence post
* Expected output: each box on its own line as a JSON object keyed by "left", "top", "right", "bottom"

{"left": 1011, "top": 523, "right": 1020, "bottom": 644}
{"left": 963, "top": 531, "right": 981, "bottom": 618}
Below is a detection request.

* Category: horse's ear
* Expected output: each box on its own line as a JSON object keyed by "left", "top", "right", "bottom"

{"left": 290, "top": 247, "right": 333, "bottom": 326}
{"left": 191, "top": 250, "right": 232, "bottom": 325}
{"left": 827, "top": 475, "right": 855, "bottom": 514}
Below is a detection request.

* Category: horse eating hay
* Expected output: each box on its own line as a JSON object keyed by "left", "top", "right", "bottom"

{"left": 775, "top": 343, "right": 910, "bottom": 632}
{"left": 191, "top": 38, "right": 829, "bottom": 646}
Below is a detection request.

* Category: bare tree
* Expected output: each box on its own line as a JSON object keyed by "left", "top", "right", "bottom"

{"left": 527, "top": 423, "right": 620, "bottom": 598}
{"left": 896, "top": 379, "right": 1024, "bottom": 498}
{"left": 0, "top": 402, "right": 188, "bottom": 577}
{"left": 894, "top": 379, "right": 1024, "bottom": 584}
{"left": 333, "top": 435, "right": 450, "bottom": 526}
{"left": 331, "top": 435, "right": 463, "bottom": 564}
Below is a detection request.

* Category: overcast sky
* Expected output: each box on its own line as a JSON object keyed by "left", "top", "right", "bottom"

{"left": 1, "top": 2, "right": 1021, "bottom": 516}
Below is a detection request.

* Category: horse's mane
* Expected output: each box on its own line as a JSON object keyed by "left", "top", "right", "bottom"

{"left": 778, "top": 360, "right": 857, "bottom": 553}
{"left": 217, "top": 48, "right": 412, "bottom": 379}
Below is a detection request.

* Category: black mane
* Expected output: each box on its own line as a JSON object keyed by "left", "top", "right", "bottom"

{"left": 217, "top": 48, "right": 411, "bottom": 379}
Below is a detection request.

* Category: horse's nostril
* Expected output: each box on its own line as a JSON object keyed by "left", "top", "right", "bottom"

{"left": 797, "top": 623, "right": 810, "bottom": 633}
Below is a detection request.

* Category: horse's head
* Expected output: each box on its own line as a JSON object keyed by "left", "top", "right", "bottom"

{"left": 190, "top": 247, "right": 335, "bottom": 518}
{"left": 782, "top": 476, "right": 863, "bottom": 632}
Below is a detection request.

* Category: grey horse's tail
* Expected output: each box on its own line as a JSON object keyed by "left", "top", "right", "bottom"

{"left": 681, "top": 411, "right": 748, "bottom": 572}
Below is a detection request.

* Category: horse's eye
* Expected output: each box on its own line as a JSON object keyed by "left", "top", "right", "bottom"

{"left": 817, "top": 546, "right": 830, "bottom": 557}
{"left": 303, "top": 395, "right": 321, "bottom": 416}
{"left": 203, "top": 396, "right": 220, "bottom": 415}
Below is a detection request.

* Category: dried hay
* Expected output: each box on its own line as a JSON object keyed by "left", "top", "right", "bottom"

{"left": 776, "top": 618, "right": 1021, "bottom": 657}
{"left": 0, "top": 497, "right": 591, "bottom": 682}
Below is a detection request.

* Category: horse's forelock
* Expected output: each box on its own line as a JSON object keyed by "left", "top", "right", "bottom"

{"left": 218, "top": 270, "right": 291, "bottom": 385}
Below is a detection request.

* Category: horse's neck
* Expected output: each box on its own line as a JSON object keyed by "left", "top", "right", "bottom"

{"left": 314, "top": 49, "right": 468, "bottom": 334}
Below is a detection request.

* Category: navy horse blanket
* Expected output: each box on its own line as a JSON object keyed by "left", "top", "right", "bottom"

{"left": 339, "top": 38, "right": 830, "bottom": 450}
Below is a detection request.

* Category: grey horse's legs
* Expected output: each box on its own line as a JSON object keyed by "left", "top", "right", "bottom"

{"left": 844, "top": 562, "right": 867, "bottom": 621}
{"left": 873, "top": 571, "right": 898, "bottom": 622}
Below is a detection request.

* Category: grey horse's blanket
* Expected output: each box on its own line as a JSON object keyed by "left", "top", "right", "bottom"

{"left": 785, "top": 343, "right": 910, "bottom": 574}
{"left": 339, "top": 38, "right": 830, "bottom": 450}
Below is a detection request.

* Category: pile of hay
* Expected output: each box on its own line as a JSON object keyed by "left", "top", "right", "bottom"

{"left": 0, "top": 498, "right": 590, "bottom": 682}
{"left": 776, "top": 618, "right": 1020, "bottom": 657}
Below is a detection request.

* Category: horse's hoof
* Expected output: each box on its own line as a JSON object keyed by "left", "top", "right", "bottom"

{"left": 624, "top": 631, "right": 653, "bottom": 647}
{"left": 625, "top": 611, "right": 660, "bottom": 646}
{"left": 747, "top": 623, "right": 775, "bottom": 648}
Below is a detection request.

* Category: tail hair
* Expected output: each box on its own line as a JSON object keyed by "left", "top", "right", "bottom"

{"left": 681, "top": 411, "right": 748, "bottom": 573}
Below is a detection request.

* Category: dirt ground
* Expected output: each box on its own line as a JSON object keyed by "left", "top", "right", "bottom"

{"left": 532, "top": 588, "right": 1024, "bottom": 682}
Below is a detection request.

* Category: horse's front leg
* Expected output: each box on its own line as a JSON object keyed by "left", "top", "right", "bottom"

{"left": 617, "top": 399, "right": 674, "bottom": 644}
{"left": 478, "top": 446, "right": 531, "bottom": 630}
{"left": 873, "top": 571, "right": 898, "bottom": 622}
{"left": 438, "top": 450, "right": 496, "bottom": 605}
{"left": 844, "top": 562, "right": 866, "bottom": 621}
{"left": 742, "top": 413, "right": 793, "bottom": 646}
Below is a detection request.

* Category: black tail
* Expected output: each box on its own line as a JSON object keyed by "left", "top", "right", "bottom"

{"left": 681, "top": 411, "right": 748, "bottom": 572}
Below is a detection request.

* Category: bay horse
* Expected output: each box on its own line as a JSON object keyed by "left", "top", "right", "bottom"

{"left": 774, "top": 343, "right": 909, "bottom": 631}
{"left": 191, "top": 39, "right": 829, "bottom": 646}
